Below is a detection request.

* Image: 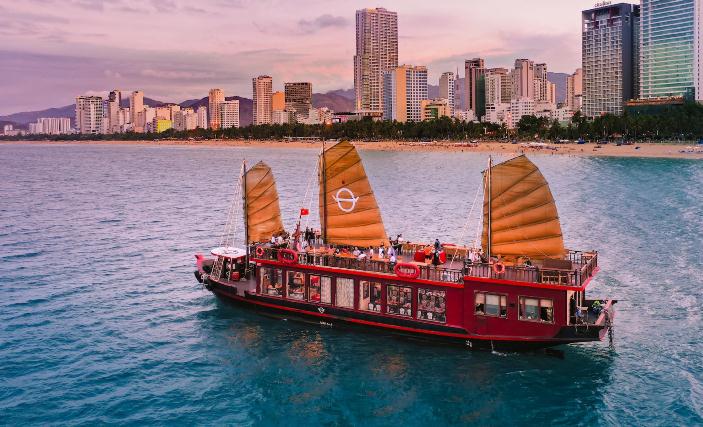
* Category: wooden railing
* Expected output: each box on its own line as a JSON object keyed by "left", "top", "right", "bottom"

{"left": 251, "top": 246, "right": 598, "bottom": 287}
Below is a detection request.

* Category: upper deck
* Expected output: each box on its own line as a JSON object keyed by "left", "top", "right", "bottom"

{"left": 250, "top": 245, "right": 598, "bottom": 289}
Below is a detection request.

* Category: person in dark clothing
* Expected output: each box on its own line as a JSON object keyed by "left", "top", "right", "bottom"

{"left": 432, "top": 250, "right": 441, "bottom": 266}
{"left": 434, "top": 239, "right": 441, "bottom": 251}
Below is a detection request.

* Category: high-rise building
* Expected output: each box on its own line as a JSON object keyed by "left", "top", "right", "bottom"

{"left": 252, "top": 76, "right": 273, "bottom": 125}
{"left": 196, "top": 106, "right": 208, "bottom": 129}
{"left": 534, "top": 63, "right": 548, "bottom": 102}
{"left": 382, "top": 65, "right": 428, "bottom": 123}
{"left": 75, "top": 96, "right": 103, "bottom": 134}
{"left": 484, "top": 68, "right": 510, "bottom": 107}
{"left": 464, "top": 58, "right": 485, "bottom": 114}
{"left": 512, "top": 59, "right": 535, "bottom": 100}
{"left": 582, "top": 3, "right": 639, "bottom": 116}
{"left": 509, "top": 98, "right": 535, "bottom": 129}
{"left": 28, "top": 117, "right": 72, "bottom": 135}
{"left": 697, "top": 0, "right": 702, "bottom": 100}
{"left": 107, "top": 90, "right": 121, "bottom": 133}
{"left": 567, "top": 68, "right": 583, "bottom": 111}
{"left": 173, "top": 108, "right": 197, "bottom": 131}
{"left": 439, "top": 72, "right": 455, "bottom": 116}
{"left": 354, "top": 7, "right": 399, "bottom": 113}
{"left": 208, "top": 89, "right": 225, "bottom": 130}
{"left": 272, "top": 91, "right": 285, "bottom": 111}
{"left": 129, "top": 91, "right": 144, "bottom": 132}
{"left": 220, "top": 100, "right": 240, "bottom": 129}
{"left": 640, "top": 0, "right": 702, "bottom": 101}
{"left": 284, "top": 82, "right": 313, "bottom": 119}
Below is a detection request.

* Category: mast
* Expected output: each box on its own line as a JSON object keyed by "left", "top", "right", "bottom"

{"left": 321, "top": 140, "right": 327, "bottom": 244}
{"left": 487, "top": 156, "right": 492, "bottom": 261}
{"left": 241, "top": 160, "right": 248, "bottom": 254}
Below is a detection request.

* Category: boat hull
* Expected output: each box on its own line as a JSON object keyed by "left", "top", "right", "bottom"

{"left": 203, "top": 276, "right": 605, "bottom": 351}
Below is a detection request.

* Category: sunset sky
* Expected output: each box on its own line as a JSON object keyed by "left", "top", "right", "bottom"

{"left": 0, "top": 0, "right": 635, "bottom": 114}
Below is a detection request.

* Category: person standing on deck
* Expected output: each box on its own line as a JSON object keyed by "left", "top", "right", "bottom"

{"left": 396, "top": 234, "right": 404, "bottom": 255}
{"left": 369, "top": 247, "right": 375, "bottom": 259}
{"left": 434, "top": 239, "right": 441, "bottom": 252}
{"left": 379, "top": 245, "right": 385, "bottom": 259}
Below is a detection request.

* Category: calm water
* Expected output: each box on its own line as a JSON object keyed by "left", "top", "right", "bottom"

{"left": 1, "top": 144, "right": 701, "bottom": 426}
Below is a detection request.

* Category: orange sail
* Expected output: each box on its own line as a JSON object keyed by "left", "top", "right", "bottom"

{"left": 318, "top": 141, "right": 389, "bottom": 247}
{"left": 481, "top": 155, "right": 565, "bottom": 260}
{"left": 244, "top": 161, "right": 285, "bottom": 244}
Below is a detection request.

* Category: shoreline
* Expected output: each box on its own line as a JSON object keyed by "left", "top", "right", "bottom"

{"left": 2, "top": 138, "right": 703, "bottom": 159}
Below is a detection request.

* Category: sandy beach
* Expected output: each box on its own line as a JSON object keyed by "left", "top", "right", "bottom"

{"left": 3, "top": 138, "right": 703, "bottom": 159}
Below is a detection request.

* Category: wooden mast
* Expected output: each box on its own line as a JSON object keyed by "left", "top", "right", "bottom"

{"left": 487, "top": 156, "right": 492, "bottom": 261}
{"left": 321, "top": 141, "right": 327, "bottom": 244}
{"left": 242, "top": 160, "right": 248, "bottom": 253}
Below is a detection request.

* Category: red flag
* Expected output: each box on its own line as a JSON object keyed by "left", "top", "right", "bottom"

{"left": 300, "top": 208, "right": 309, "bottom": 216}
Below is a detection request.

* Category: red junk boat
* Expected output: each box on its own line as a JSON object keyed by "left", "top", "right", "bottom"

{"left": 194, "top": 141, "right": 615, "bottom": 350}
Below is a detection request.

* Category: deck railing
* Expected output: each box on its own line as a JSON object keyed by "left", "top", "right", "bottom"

{"left": 251, "top": 246, "right": 598, "bottom": 287}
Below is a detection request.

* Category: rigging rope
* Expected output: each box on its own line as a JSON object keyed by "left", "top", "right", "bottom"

{"left": 450, "top": 181, "right": 483, "bottom": 265}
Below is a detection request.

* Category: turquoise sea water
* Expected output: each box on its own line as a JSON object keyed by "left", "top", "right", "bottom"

{"left": 1, "top": 143, "right": 701, "bottom": 425}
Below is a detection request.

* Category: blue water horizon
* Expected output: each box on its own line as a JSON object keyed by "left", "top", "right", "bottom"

{"left": 1, "top": 143, "right": 701, "bottom": 425}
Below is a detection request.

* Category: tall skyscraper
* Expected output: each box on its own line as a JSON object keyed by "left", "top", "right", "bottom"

{"left": 439, "top": 72, "right": 455, "bottom": 116}
{"left": 354, "top": 7, "right": 399, "bottom": 113}
{"left": 512, "top": 59, "right": 535, "bottom": 100}
{"left": 485, "top": 68, "right": 510, "bottom": 107}
{"left": 130, "top": 91, "right": 144, "bottom": 132}
{"left": 75, "top": 96, "right": 103, "bottom": 134}
{"left": 640, "top": 0, "right": 702, "bottom": 101}
{"left": 582, "top": 3, "right": 639, "bottom": 117}
{"left": 534, "top": 63, "right": 548, "bottom": 102}
{"left": 382, "top": 65, "right": 428, "bottom": 122}
{"left": 464, "top": 58, "right": 485, "bottom": 114}
{"left": 107, "top": 90, "right": 121, "bottom": 133}
{"left": 208, "top": 88, "right": 225, "bottom": 130}
{"left": 284, "top": 82, "right": 313, "bottom": 119}
{"left": 697, "top": 0, "right": 702, "bottom": 100}
{"left": 220, "top": 100, "right": 240, "bottom": 129}
{"left": 252, "top": 76, "right": 273, "bottom": 125}
{"left": 271, "top": 91, "right": 285, "bottom": 111}
{"left": 567, "top": 68, "right": 583, "bottom": 111}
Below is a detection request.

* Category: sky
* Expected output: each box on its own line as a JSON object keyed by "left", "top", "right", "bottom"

{"left": 0, "top": 0, "right": 636, "bottom": 115}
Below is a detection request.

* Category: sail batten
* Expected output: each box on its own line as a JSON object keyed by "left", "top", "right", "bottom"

{"left": 244, "top": 161, "right": 285, "bottom": 244}
{"left": 482, "top": 155, "right": 565, "bottom": 260}
{"left": 319, "top": 141, "right": 389, "bottom": 248}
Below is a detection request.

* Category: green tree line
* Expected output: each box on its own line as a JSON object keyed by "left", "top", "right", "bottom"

{"left": 5, "top": 102, "right": 703, "bottom": 142}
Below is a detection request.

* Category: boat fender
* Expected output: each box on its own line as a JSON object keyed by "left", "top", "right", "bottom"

{"left": 492, "top": 262, "right": 506, "bottom": 275}
{"left": 278, "top": 249, "right": 298, "bottom": 265}
{"left": 394, "top": 262, "right": 420, "bottom": 279}
{"left": 255, "top": 246, "right": 265, "bottom": 257}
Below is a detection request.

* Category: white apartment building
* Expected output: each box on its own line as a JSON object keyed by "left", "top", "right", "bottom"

{"left": 509, "top": 98, "right": 535, "bottom": 128}
{"left": 439, "top": 72, "right": 455, "bottom": 116}
{"left": 196, "top": 106, "right": 207, "bottom": 129}
{"left": 382, "top": 65, "right": 428, "bottom": 122}
{"left": 220, "top": 100, "right": 240, "bottom": 129}
{"left": 130, "top": 91, "right": 144, "bottom": 132}
{"left": 354, "top": 7, "right": 398, "bottom": 113}
{"left": 75, "top": 96, "right": 103, "bottom": 134}
{"left": 252, "top": 76, "right": 273, "bottom": 125}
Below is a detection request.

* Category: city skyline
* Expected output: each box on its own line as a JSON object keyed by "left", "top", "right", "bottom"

{"left": 0, "top": 0, "right": 624, "bottom": 115}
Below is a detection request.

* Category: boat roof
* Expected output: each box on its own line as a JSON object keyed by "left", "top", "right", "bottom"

{"left": 211, "top": 246, "right": 247, "bottom": 259}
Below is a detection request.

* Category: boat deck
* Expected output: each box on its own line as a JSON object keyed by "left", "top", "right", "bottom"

{"left": 250, "top": 245, "right": 598, "bottom": 287}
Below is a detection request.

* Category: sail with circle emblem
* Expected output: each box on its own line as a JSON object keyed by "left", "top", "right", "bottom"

{"left": 481, "top": 155, "right": 565, "bottom": 261}
{"left": 243, "top": 161, "right": 286, "bottom": 244}
{"left": 318, "top": 141, "right": 389, "bottom": 248}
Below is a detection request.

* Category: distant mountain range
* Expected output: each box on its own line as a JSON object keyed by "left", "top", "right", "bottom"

{"left": 0, "top": 76, "right": 568, "bottom": 129}
{"left": 0, "top": 89, "right": 356, "bottom": 128}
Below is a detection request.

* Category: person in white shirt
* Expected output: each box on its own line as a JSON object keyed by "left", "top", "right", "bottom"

{"left": 352, "top": 247, "right": 361, "bottom": 257}
{"left": 369, "top": 247, "right": 375, "bottom": 259}
{"left": 270, "top": 235, "right": 276, "bottom": 245}
{"left": 390, "top": 254, "right": 397, "bottom": 264}
{"left": 379, "top": 246, "right": 385, "bottom": 259}
{"left": 357, "top": 252, "right": 367, "bottom": 261}
{"left": 388, "top": 245, "right": 395, "bottom": 258}
{"left": 276, "top": 235, "right": 284, "bottom": 246}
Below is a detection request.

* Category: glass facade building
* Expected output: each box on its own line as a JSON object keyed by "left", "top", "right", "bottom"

{"left": 582, "top": 3, "right": 640, "bottom": 117}
{"left": 640, "top": 0, "right": 700, "bottom": 100}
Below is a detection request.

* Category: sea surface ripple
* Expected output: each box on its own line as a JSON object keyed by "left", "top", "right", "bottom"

{"left": 0, "top": 144, "right": 701, "bottom": 426}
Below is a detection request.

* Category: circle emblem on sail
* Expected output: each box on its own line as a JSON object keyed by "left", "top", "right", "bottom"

{"left": 333, "top": 188, "right": 359, "bottom": 213}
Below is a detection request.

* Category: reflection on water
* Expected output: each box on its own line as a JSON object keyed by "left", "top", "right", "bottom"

{"left": 1, "top": 144, "right": 701, "bottom": 425}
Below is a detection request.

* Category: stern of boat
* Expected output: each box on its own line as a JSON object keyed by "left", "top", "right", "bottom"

{"left": 556, "top": 298, "right": 616, "bottom": 343}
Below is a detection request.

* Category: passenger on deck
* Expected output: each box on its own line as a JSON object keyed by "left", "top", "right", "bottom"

{"left": 379, "top": 245, "right": 385, "bottom": 259}
{"left": 276, "top": 235, "right": 284, "bottom": 246}
{"left": 368, "top": 247, "right": 375, "bottom": 259}
{"left": 434, "top": 239, "right": 441, "bottom": 251}
{"left": 352, "top": 247, "right": 361, "bottom": 257}
{"left": 396, "top": 234, "right": 404, "bottom": 255}
{"left": 432, "top": 250, "right": 441, "bottom": 266}
{"left": 388, "top": 245, "right": 396, "bottom": 258}
{"left": 357, "top": 252, "right": 367, "bottom": 261}
{"left": 389, "top": 253, "right": 397, "bottom": 265}
{"left": 270, "top": 235, "right": 276, "bottom": 245}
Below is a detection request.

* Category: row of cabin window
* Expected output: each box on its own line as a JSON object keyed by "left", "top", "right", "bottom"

{"left": 259, "top": 267, "right": 447, "bottom": 323}
{"left": 474, "top": 292, "right": 554, "bottom": 323}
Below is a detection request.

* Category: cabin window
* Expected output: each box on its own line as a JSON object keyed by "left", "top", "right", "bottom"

{"left": 519, "top": 297, "right": 554, "bottom": 323}
{"left": 387, "top": 285, "right": 412, "bottom": 317}
{"left": 417, "top": 288, "right": 446, "bottom": 323}
{"left": 261, "top": 267, "right": 283, "bottom": 297}
{"left": 309, "top": 275, "right": 332, "bottom": 304}
{"left": 286, "top": 271, "right": 305, "bottom": 300}
{"left": 359, "top": 281, "right": 382, "bottom": 312}
{"left": 475, "top": 292, "right": 507, "bottom": 317}
{"left": 335, "top": 278, "right": 354, "bottom": 308}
